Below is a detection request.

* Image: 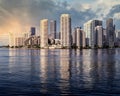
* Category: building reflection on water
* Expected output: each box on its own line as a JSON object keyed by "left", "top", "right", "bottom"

{"left": 59, "top": 49, "right": 71, "bottom": 80}
{"left": 7, "top": 48, "right": 120, "bottom": 95}
{"left": 59, "top": 49, "right": 71, "bottom": 94}
{"left": 8, "top": 48, "right": 28, "bottom": 73}
{"left": 40, "top": 49, "right": 48, "bottom": 82}
{"left": 30, "top": 49, "right": 40, "bottom": 82}
{"left": 39, "top": 49, "right": 49, "bottom": 93}
{"left": 9, "top": 48, "right": 16, "bottom": 73}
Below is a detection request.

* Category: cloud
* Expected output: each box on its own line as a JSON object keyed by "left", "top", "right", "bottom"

{"left": 0, "top": 0, "right": 57, "bottom": 34}
{"left": 67, "top": 1, "right": 91, "bottom": 12}
{"left": 114, "top": 13, "right": 120, "bottom": 19}
{"left": 106, "top": 4, "right": 120, "bottom": 29}
{"left": 0, "top": 0, "right": 96, "bottom": 36}
{"left": 0, "top": 0, "right": 120, "bottom": 36}
{"left": 94, "top": 0, "right": 120, "bottom": 18}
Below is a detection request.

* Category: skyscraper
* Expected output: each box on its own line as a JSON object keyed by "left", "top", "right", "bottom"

{"left": 72, "top": 28, "right": 77, "bottom": 46}
{"left": 60, "top": 14, "right": 72, "bottom": 48}
{"left": 72, "top": 27, "right": 86, "bottom": 48}
{"left": 82, "top": 30, "right": 86, "bottom": 48}
{"left": 15, "top": 37, "right": 25, "bottom": 47}
{"left": 50, "top": 20, "right": 56, "bottom": 39}
{"left": 84, "top": 20, "right": 92, "bottom": 47}
{"left": 40, "top": 19, "right": 48, "bottom": 48}
{"left": 30, "top": 27, "right": 36, "bottom": 36}
{"left": 73, "top": 27, "right": 85, "bottom": 48}
{"left": 9, "top": 32, "right": 15, "bottom": 47}
{"left": 84, "top": 20, "right": 102, "bottom": 48}
{"left": 106, "top": 18, "right": 115, "bottom": 48}
{"left": 103, "top": 28, "right": 107, "bottom": 47}
{"left": 95, "top": 26, "right": 103, "bottom": 48}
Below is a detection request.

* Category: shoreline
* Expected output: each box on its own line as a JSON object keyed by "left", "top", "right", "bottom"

{"left": 0, "top": 46, "right": 120, "bottom": 50}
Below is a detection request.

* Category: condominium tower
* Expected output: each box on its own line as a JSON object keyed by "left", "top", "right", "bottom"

{"left": 84, "top": 20, "right": 102, "bottom": 48}
{"left": 40, "top": 19, "right": 48, "bottom": 48}
{"left": 60, "top": 14, "right": 72, "bottom": 48}
{"left": 9, "top": 32, "right": 15, "bottom": 47}
{"left": 95, "top": 26, "right": 103, "bottom": 47}
{"left": 50, "top": 20, "right": 56, "bottom": 39}
{"left": 106, "top": 18, "right": 115, "bottom": 48}
{"left": 73, "top": 27, "right": 86, "bottom": 48}
{"left": 30, "top": 27, "right": 36, "bottom": 36}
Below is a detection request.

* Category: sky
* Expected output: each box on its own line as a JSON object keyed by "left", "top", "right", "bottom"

{"left": 0, "top": 0, "right": 120, "bottom": 45}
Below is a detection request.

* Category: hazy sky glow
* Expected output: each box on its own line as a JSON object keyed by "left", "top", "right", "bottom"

{"left": 0, "top": 0, "right": 120, "bottom": 45}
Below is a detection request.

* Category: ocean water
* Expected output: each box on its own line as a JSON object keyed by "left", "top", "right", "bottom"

{"left": 0, "top": 48, "right": 120, "bottom": 96}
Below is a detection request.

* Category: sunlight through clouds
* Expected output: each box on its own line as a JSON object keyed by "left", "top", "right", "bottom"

{"left": 0, "top": 0, "right": 120, "bottom": 45}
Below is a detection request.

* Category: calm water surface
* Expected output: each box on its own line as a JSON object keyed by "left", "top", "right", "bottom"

{"left": 0, "top": 48, "right": 120, "bottom": 96}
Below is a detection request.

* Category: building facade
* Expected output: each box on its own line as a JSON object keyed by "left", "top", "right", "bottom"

{"left": 73, "top": 27, "right": 85, "bottom": 48}
{"left": 30, "top": 27, "right": 36, "bottom": 36}
{"left": 84, "top": 20, "right": 92, "bottom": 47}
{"left": 82, "top": 30, "right": 86, "bottom": 48}
{"left": 95, "top": 26, "right": 103, "bottom": 48}
{"left": 60, "top": 14, "right": 72, "bottom": 48}
{"left": 9, "top": 32, "right": 15, "bottom": 47}
{"left": 72, "top": 28, "right": 77, "bottom": 46}
{"left": 114, "top": 30, "right": 120, "bottom": 47}
{"left": 84, "top": 20, "right": 102, "bottom": 48}
{"left": 9, "top": 32, "right": 25, "bottom": 47}
{"left": 50, "top": 20, "right": 56, "bottom": 39}
{"left": 103, "top": 29, "right": 108, "bottom": 47}
{"left": 40, "top": 19, "right": 48, "bottom": 48}
{"left": 106, "top": 18, "right": 115, "bottom": 48}
{"left": 15, "top": 37, "right": 25, "bottom": 47}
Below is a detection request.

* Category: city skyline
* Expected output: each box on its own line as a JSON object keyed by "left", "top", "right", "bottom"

{"left": 0, "top": 1, "right": 120, "bottom": 95}
{"left": 0, "top": 0, "right": 120, "bottom": 45}
{"left": 1, "top": 14, "right": 120, "bottom": 47}
{"left": 7, "top": 14, "right": 120, "bottom": 49}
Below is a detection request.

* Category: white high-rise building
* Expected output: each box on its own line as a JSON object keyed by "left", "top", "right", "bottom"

{"left": 9, "top": 32, "right": 25, "bottom": 47}
{"left": 84, "top": 20, "right": 92, "bottom": 47}
{"left": 40, "top": 19, "right": 48, "bottom": 48}
{"left": 60, "top": 14, "right": 72, "bottom": 48}
{"left": 9, "top": 32, "right": 15, "bottom": 47}
{"left": 84, "top": 20, "right": 102, "bottom": 48}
